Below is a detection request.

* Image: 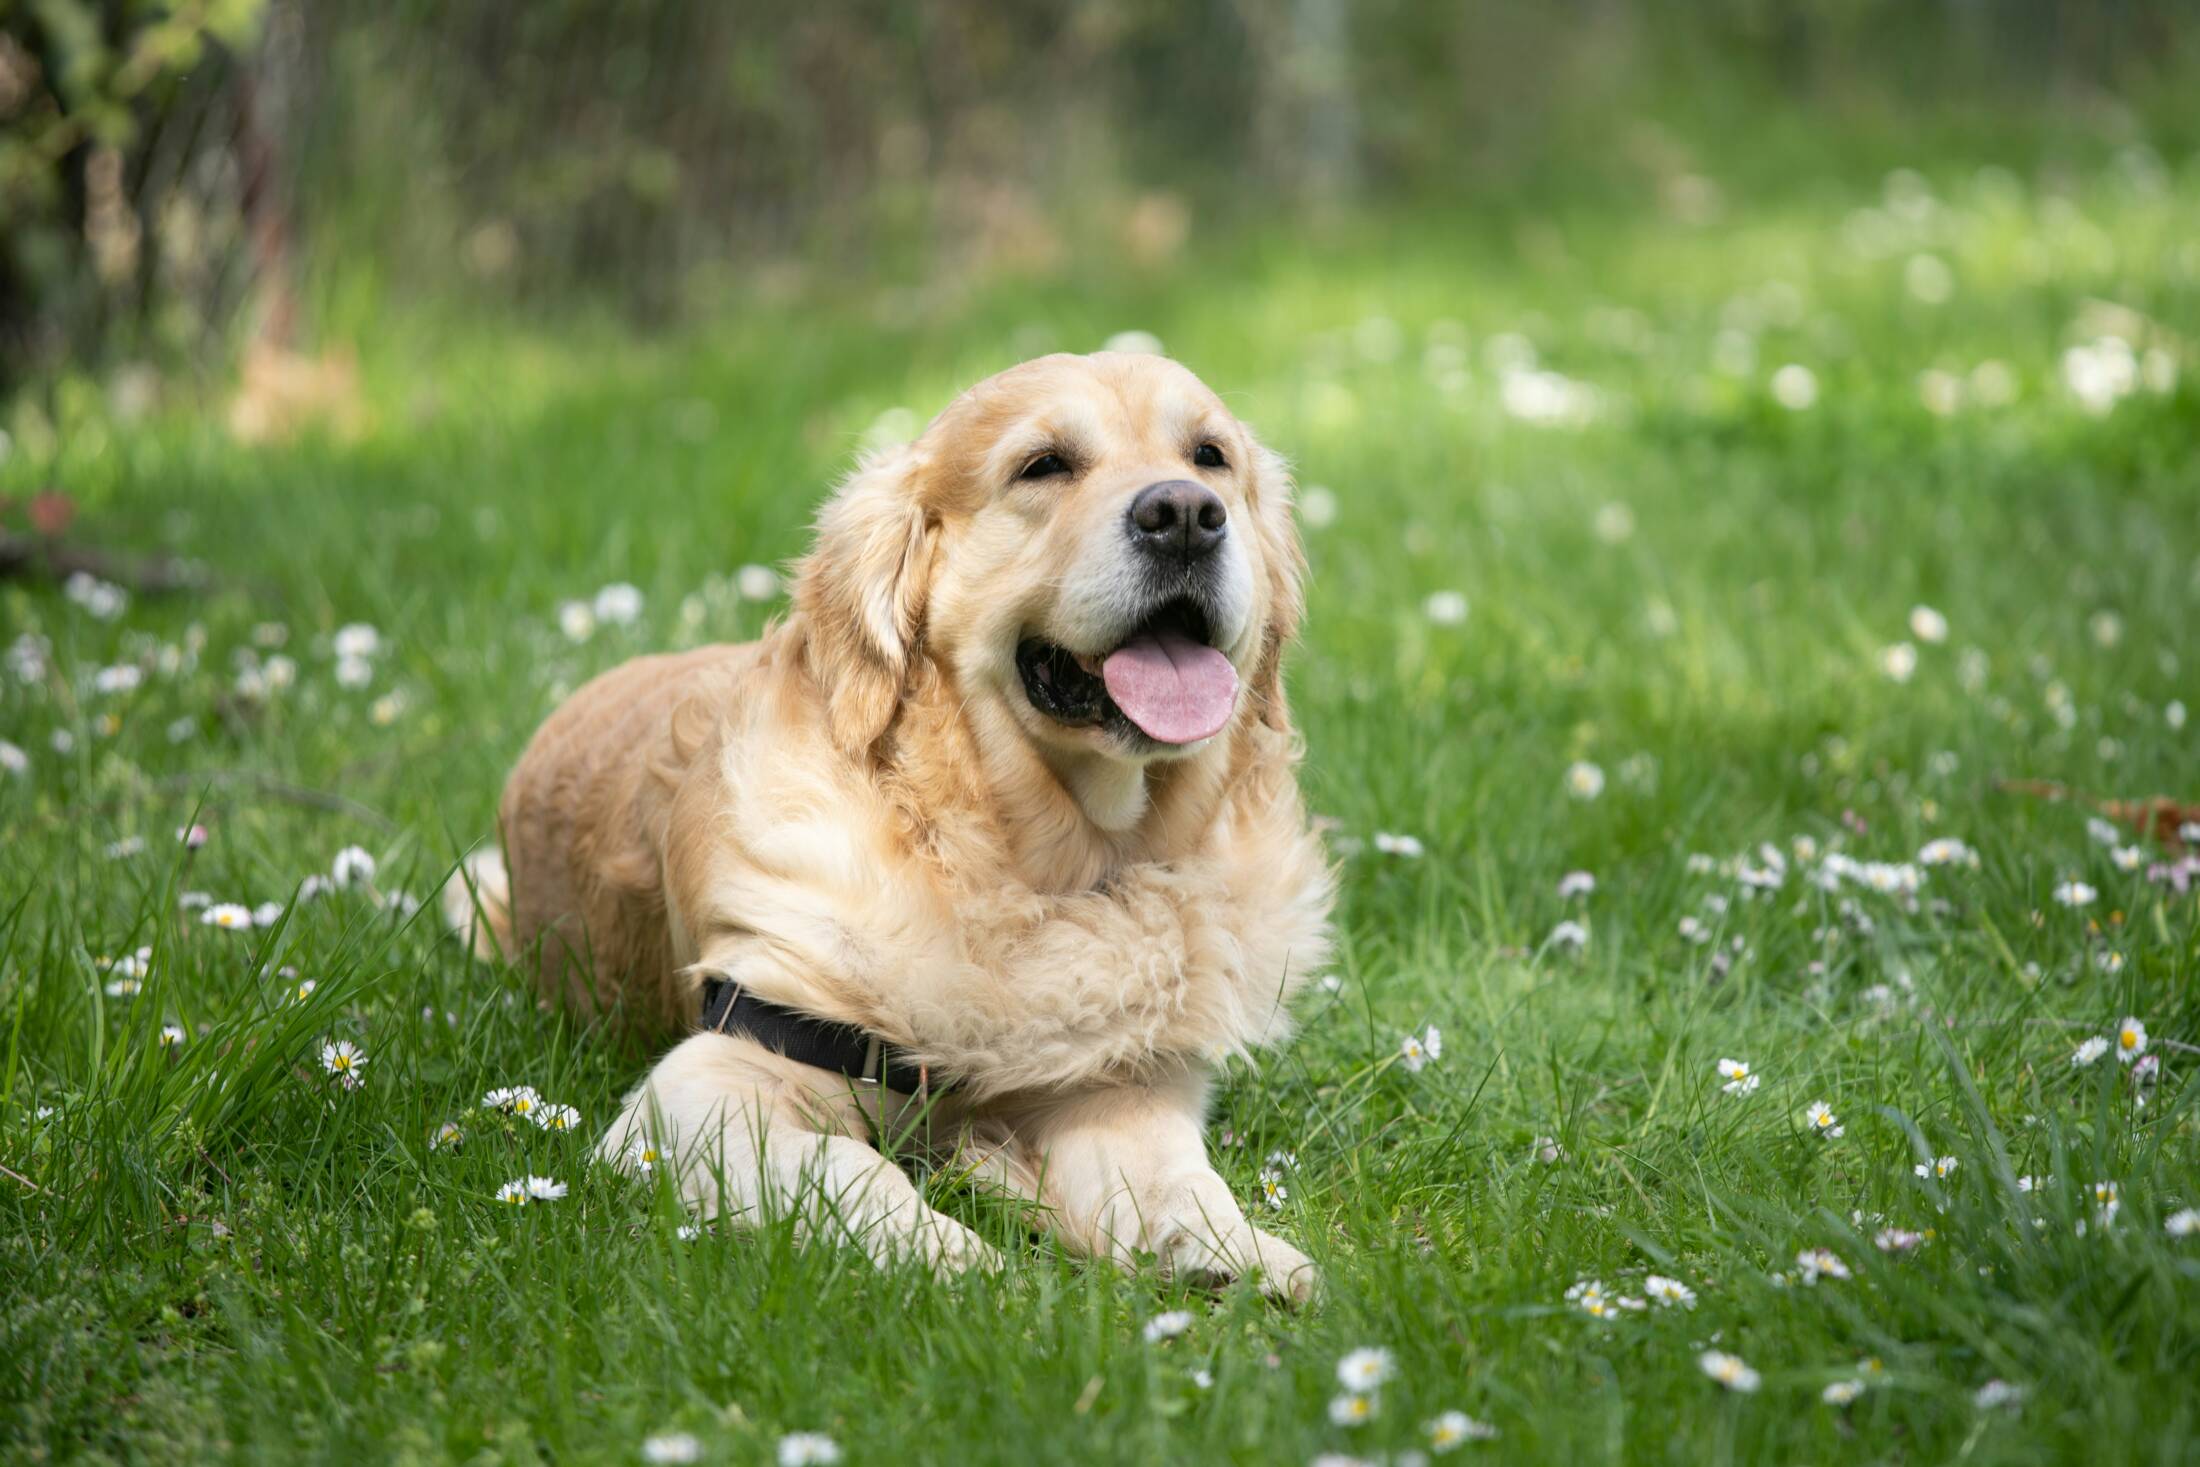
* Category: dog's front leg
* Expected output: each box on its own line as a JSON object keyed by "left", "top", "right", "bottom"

{"left": 1021, "top": 1074, "right": 1318, "bottom": 1304}
{"left": 599, "top": 1033, "right": 1000, "bottom": 1274}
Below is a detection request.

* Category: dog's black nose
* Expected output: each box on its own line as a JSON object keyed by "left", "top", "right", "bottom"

{"left": 1127, "top": 480, "right": 1228, "bottom": 563}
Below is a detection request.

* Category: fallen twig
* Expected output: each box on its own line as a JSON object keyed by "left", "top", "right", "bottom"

{"left": 0, "top": 531, "right": 210, "bottom": 596}
{"left": 152, "top": 769, "right": 398, "bottom": 831}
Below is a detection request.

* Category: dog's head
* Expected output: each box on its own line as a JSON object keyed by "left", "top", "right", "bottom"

{"left": 795, "top": 352, "right": 1303, "bottom": 804}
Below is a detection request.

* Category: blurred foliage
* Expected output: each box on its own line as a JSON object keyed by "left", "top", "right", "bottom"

{"left": 4, "top": 0, "right": 2199, "bottom": 391}
{"left": 0, "top": 0, "right": 271, "bottom": 389}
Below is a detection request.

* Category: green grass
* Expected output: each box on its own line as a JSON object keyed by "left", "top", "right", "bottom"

{"left": 5, "top": 139, "right": 2200, "bottom": 1466}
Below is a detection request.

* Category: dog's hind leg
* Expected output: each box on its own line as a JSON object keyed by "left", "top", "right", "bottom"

{"left": 598, "top": 1031, "right": 1000, "bottom": 1274}
{"left": 439, "top": 847, "right": 514, "bottom": 963}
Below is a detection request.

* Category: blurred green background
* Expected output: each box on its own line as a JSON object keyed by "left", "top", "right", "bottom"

{"left": 6, "top": 0, "right": 2200, "bottom": 400}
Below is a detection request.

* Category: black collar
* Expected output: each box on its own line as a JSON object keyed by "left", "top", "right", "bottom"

{"left": 698, "top": 977, "right": 948, "bottom": 1095}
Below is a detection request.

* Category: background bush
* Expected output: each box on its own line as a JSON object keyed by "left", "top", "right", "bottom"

{"left": 5, "top": 0, "right": 2199, "bottom": 395}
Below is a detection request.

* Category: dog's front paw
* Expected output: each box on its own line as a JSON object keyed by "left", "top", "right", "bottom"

{"left": 1247, "top": 1228, "right": 1320, "bottom": 1307}
{"left": 869, "top": 1212, "right": 1004, "bottom": 1277}
{"left": 1152, "top": 1205, "right": 1319, "bottom": 1306}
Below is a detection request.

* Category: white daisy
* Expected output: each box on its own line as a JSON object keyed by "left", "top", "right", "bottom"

{"left": 676, "top": 1224, "right": 702, "bottom": 1242}
{"left": 94, "top": 664, "right": 144, "bottom": 695}
{"left": 2052, "top": 880, "right": 2097, "bottom": 908}
{"left": 1426, "top": 1409, "right": 1497, "bottom": 1450}
{"left": 1142, "top": 1310, "right": 1193, "bottom": 1343}
{"left": 202, "top": 903, "right": 254, "bottom": 930}
{"left": 1716, "top": 1058, "right": 1760, "bottom": 1096}
{"left": 1564, "top": 761, "right": 1605, "bottom": 800}
{"left": 1556, "top": 870, "right": 1597, "bottom": 899}
{"left": 432, "top": 1121, "right": 463, "bottom": 1150}
{"left": 290, "top": 977, "right": 318, "bottom": 1003}
{"left": 1400, "top": 1026, "right": 1442, "bottom": 1073}
{"left": 1914, "top": 1155, "right": 1959, "bottom": 1180}
{"left": 632, "top": 1141, "right": 662, "bottom": 1178}
{"left": 252, "top": 901, "right": 285, "bottom": 928}
{"left": 2115, "top": 1016, "right": 2147, "bottom": 1064}
{"left": 1678, "top": 915, "right": 1710, "bottom": 944}
{"left": 1644, "top": 1275, "right": 1696, "bottom": 1308}
{"left": 1823, "top": 1380, "right": 1866, "bottom": 1405}
{"left": 641, "top": 1433, "right": 701, "bottom": 1464}
{"left": 1796, "top": 1248, "right": 1850, "bottom": 1283}
{"left": 1564, "top": 1279, "right": 1633, "bottom": 1319}
{"left": 1423, "top": 590, "right": 1469, "bottom": 625}
{"left": 1879, "top": 641, "right": 1918, "bottom": 683}
{"left": 523, "top": 1175, "right": 567, "bottom": 1201}
{"left": 1327, "top": 1393, "right": 1376, "bottom": 1428}
{"left": 484, "top": 1085, "right": 541, "bottom": 1116}
{"left": 1699, "top": 1350, "right": 1761, "bottom": 1392}
{"left": 159, "top": 1024, "right": 186, "bottom": 1049}
{"left": 1257, "top": 1168, "right": 1288, "bottom": 1210}
{"left": 2164, "top": 1208, "right": 2200, "bottom": 1237}
{"left": 1372, "top": 831, "right": 1425, "bottom": 858}
{"left": 1547, "top": 919, "right": 1589, "bottom": 951}
{"left": 534, "top": 1103, "right": 581, "bottom": 1133}
{"left": 330, "top": 845, "right": 378, "bottom": 887}
{"left": 1908, "top": 605, "right": 1949, "bottom": 644}
{"left": 1873, "top": 1227, "right": 1924, "bottom": 1253}
{"left": 332, "top": 623, "right": 382, "bottom": 660}
{"left": 593, "top": 583, "right": 644, "bottom": 625}
{"left": 777, "top": 1435, "right": 841, "bottom": 1467}
{"left": 0, "top": 739, "right": 26, "bottom": 776}
{"left": 1769, "top": 363, "right": 1818, "bottom": 410}
{"left": 2111, "top": 844, "right": 2143, "bottom": 872}
{"left": 1916, "top": 837, "right": 1974, "bottom": 867}
{"left": 2073, "top": 1036, "right": 2111, "bottom": 1067}
{"left": 320, "top": 1039, "right": 368, "bottom": 1085}
{"left": 1335, "top": 1347, "right": 1395, "bottom": 1392}
{"left": 66, "top": 574, "right": 128, "bottom": 618}
{"left": 495, "top": 1181, "right": 529, "bottom": 1206}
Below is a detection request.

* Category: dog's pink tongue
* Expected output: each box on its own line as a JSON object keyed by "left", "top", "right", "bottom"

{"left": 1101, "top": 630, "right": 1239, "bottom": 744}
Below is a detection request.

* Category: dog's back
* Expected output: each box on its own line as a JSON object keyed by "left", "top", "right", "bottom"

{"left": 446, "top": 641, "right": 764, "bottom": 1032}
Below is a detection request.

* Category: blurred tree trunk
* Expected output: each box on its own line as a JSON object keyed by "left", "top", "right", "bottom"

{"left": 1240, "top": 0, "right": 1360, "bottom": 209}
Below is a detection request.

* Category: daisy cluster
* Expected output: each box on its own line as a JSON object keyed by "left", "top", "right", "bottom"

{"left": 479, "top": 1084, "right": 584, "bottom": 1134}
{"left": 438, "top": 1084, "right": 590, "bottom": 1205}
{"left": 81, "top": 825, "right": 410, "bottom": 1063}
{"left": 2, "top": 609, "right": 425, "bottom": 800}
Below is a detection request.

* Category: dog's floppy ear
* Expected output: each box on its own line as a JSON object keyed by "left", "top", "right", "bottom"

{"left": 794, "top": 445, "right": 939, "bottom": 754}
{"left": 1246, "top": 442, "right": 1307, "bottom": 734}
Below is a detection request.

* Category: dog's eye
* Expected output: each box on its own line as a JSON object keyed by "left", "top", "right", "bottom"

{"left": 1192, "top": 442, "right": 1227, "bottom": 469}
{"left": 1018, "top": 452, "right": 1071, "bottom": 481}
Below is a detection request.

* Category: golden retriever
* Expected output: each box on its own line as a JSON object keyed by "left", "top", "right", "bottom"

{"left": 442, "top": 351, "right": 1333, "bottom": 1299}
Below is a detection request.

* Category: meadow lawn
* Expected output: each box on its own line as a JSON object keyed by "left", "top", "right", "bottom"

{"left": 5, "top": 136, "right": 2200, "bottom": 1465}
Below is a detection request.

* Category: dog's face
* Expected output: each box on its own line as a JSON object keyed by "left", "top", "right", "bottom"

{"left": 797, "top": 353, "right": 1302, "bottom": 793}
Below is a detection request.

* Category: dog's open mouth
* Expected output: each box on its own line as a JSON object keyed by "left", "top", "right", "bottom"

{"left": 1016, "top": 598, "right": 1239, "bottom": 746}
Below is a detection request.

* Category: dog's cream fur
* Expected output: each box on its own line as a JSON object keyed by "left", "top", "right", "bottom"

{"left": 443, "top": 353, "right": 1332, "bottom": 1298}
